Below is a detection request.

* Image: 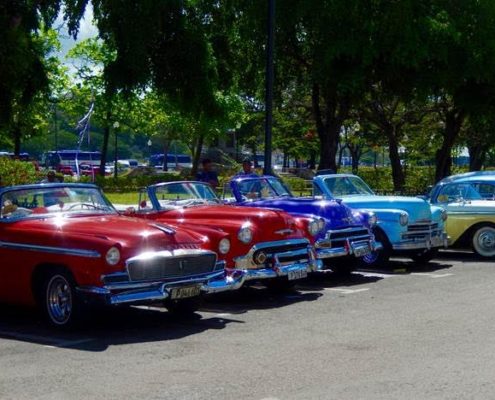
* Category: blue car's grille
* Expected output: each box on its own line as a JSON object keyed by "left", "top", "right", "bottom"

{"left": 403, "top": 222, "right": 442, "bottom": 240}
{"left": 319, "top": 227, "right": 372, "bottom": 248}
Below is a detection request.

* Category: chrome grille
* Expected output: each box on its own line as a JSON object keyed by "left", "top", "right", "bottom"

{"left": 403, "top": 222, "right": 442, "bottom": 240}
{"left": 126, "top": 251, "right": 217, "bottom": 281}
{"left": 318, "top": 227, "right": 372, "bottom": 248}
{"left": 252, "top": 242, "right": 310, "bottom": 267}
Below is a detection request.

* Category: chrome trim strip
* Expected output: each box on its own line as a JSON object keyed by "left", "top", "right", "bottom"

{"left": 0, "top": 241, "right": 101, "bottom": 258}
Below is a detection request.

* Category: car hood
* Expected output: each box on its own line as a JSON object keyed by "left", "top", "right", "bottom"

{"left": 4, "top": 214, "right": 203, "bottom": 253}
{"left": 146, "top": 204, "right": 303, "bottom": 238}
{"left": 244, "top": 197, "right": 359, "bottom": 229}
{"left": 338, "top": 195, "right": 433, "bottom": 222}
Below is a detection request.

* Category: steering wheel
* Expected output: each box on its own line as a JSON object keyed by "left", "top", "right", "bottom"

{"left": 67, "top": 202, "right": 100, "bottom": 211}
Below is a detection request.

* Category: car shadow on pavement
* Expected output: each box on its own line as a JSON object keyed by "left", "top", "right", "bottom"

{"left": 295, "top": 270, "right": 384, "bottom": 292}
{"left": 0, "top": 303, "right": 243, "bottom": 352}
{"left": 436, "top": 249, "right": 492, "bottom": 263}
{"left": 357, "top": 257, "right": 454, "bottom": 274}
{"left": 202, "top": 286, "right": 322, "bottom": 314}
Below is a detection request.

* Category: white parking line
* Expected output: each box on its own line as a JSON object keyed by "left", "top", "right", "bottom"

{"left": 325, "top": 288, "right": 370, "bottom": 294}
{"left": 358, "top": 272, "right": 396, "bottom": 279}
{"left": 411, "top": 272, "right": 454, "bottom": 279}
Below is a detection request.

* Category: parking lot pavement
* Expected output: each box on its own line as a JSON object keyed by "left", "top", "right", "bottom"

{"left": 1, "top": 251, "right": 495, "bottom": 400}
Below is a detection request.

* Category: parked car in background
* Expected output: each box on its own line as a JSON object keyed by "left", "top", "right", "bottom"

{"left": 428, "top": 171, "right": 495, "bottom": 258}
{"left": 116, "top": 181, "right": 320, "bottom": 289}
{"left": 313, "top": 173, "right": 448, "bottom": 264}
{"left": 0, "top": 183, "right": 242, "bottom": 328}
{"left": 226, "top": 175, "right": 382, "bottom": 274}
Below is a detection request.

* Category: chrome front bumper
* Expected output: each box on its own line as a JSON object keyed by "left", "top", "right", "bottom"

{"left": 393, "top": 232, "right": 448, "bottom": 251}
{"left": 76, "top": 262, "right": 244, "bottom": 306}
{"left": 315, "top": 237, "right": 383, "bottom": 259}
{"left": 232, "top": 239, "right": 320, "bottom": 282}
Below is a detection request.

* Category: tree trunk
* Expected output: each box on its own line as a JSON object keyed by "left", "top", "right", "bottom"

{"left": 311, "top": 83, "right": 348, "bottom": 172}
{"left": 385, "top": 126, "right": 405, "bottom": 192}
{"left": 308, "top": 150, "right": 316, "bottom": 170}
{"left": 435, "top": 108, "right": 465, "bottom": 182}
{"left": 468, "top": 143, "right": 486, "bottom": 171}
{"left": 191, "top": 133, "right": 204, "bottom": 178}
{"left": 162, "top": 140, "right": 169, "bottom": 171}
{"left": 12, "top": 124, "right": 21, "bottom": 156}
{"left": 99, "top": 112, "right": 111, "bottom": 177}
{"left": 349, "top": 145, "right": 361, "bottom": 175}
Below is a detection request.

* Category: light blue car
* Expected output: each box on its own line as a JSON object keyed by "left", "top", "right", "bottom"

{"left": 312, "top": 173, "right": 448, "bottom": 265}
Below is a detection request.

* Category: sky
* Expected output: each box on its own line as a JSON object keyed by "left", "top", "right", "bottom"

{"left": 54, "top": 3, "right": 98, "bottom": 65}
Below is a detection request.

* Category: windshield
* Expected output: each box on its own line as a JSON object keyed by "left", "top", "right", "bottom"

{"left": 323, "top": 176, "right": 374, "bottom": 197}
{"left": 237, "top": 177, "right": 292, "bottom": 200}
{"left": 435, "top": 182, "right": 495, "bottom": 203}
{"left": 0, "top": 186, "right": 116, "bottom": 220}
{"left": 154, "top": 182, "right": 222, "bottom": 210}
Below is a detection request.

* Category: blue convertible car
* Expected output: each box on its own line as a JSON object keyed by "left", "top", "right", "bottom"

{"left": 312, "top": 173, "right": 448, "bottom": 264}
{"left": 226, "top": 175, "right": 382, "bottom": 274}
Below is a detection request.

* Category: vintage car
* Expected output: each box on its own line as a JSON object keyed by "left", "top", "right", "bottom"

{"left": 226, "top": 175, "right": 382, "bottom": 274}
{"left": 312, "top": 173, "right": 448, "bottom": 264}
{"left": 428, "top": 171, "right": 495, "bottom": 258}
{"left": 0, "top": 183, "right": 243, "bottom": 328}
{"left": 117, "top": 181, "right": 320, "bottom": 289}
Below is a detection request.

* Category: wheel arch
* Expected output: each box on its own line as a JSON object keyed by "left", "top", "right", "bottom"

{"left": 31, "top": 263, "right": 75, "bottom": 303}
{"left": 455, "top": 221, "right": 495, "bottom": 248}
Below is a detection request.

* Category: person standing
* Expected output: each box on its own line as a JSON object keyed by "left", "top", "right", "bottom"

{"left": 235, "top": 157, "right": 258, "bottom": 177}
{"left": 196, "top": 159, "right": 219, "bottom": 188}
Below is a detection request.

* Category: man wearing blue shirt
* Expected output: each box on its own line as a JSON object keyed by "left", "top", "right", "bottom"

{"left": 196, "top": 159, "right": 219, "bottom": 188}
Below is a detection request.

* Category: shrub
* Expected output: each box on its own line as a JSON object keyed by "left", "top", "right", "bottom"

{"left": 0, "top": 158, "right": 41, "bottom": 186}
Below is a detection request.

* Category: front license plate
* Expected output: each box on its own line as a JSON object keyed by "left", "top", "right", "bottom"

{"left": 353, "top": 244, "right": 371, "bottom": 257}
{"left": 170, "top": 285, "right": 202, "bottom": 300}
{"left": 287, "top": 269, "right": 308, "bottom": 281}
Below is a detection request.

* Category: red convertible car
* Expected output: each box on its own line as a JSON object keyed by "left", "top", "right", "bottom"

{"left": 0, "top": 183, "right": 242, "bottom": 328}
{"left": 118, "top": 181, "right": 322, "bottom": 289}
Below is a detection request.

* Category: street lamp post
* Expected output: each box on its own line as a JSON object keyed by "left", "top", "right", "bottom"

{"left": 147, "top": 139, "right": 152, "bottom": 165}
{"left": 113, "top": 121, "right": 120, "bottom": 179}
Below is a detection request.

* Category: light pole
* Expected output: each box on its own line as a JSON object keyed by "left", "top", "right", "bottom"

{"left": 147, "top": 139, "right": 152, "bottom": 165}
{"left": 113, "top": 121, "right": 119, "bottom": 178}
{"left": 264, "top": 0, "right": 275, "bottom": 175}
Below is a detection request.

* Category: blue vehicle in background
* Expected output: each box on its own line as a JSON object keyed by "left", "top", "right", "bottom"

{"left": 312, "top": 173, "right": 448, "bottom": 265}
{"left": 226, "top": 175, "right": 382, "bottom": 274}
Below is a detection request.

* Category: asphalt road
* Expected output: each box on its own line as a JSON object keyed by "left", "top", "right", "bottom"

{"left": 1, "top": 251, "right": 494, "bottom": 400}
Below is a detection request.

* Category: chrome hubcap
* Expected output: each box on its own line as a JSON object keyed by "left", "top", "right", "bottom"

{"left": 46, "top": 276, "right": 72, "bottom": 324}
{"left": 362, "top": 250, "right": 379, "bottom": 264}
{"left": 478, "top": 229, "right": 495, "bottom": 252}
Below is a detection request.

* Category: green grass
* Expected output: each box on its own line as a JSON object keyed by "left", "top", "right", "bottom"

{"left": 105, "top": 192, "right": 139, "bottom": 205}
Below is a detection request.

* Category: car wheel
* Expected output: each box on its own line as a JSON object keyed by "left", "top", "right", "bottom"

{"left": 410, "top": 248, "right": 439, "bottom": 263}
{"left": 472, "top": 225, "right": 495, "bottom": 258}
{"left": 40, "top": 269, "right": 82, "bottom": 328}
{"left": 359, "top": 229, "right": 391, "bottom": 268}
{"left": 164, "top": 297, "right": 202, "bottom": 316}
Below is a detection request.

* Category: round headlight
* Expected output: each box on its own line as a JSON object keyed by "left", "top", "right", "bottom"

{"left": 399, "top": 212, "right": 409, "bottom": 226}
{"left": 308, "top": 219, "right": 320, "bottom": 236}
{"left": 441, "top": 209, "right": 448, "bottom": 221}
{"left": 219, "top": 238, "right": 231, "bottom": 254}
{"left": 368, "top": 212, "right": 378, "bottom": 226}
{"left": 238, "top": 226, "right": 253, "bottom": 244}
{"left": 106, "top": 246, "right": 121, "bottom": 266}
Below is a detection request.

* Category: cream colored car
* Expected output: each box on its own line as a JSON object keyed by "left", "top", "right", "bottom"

{"left": 429, "top": 172, "right": 495, "bottom": 258}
